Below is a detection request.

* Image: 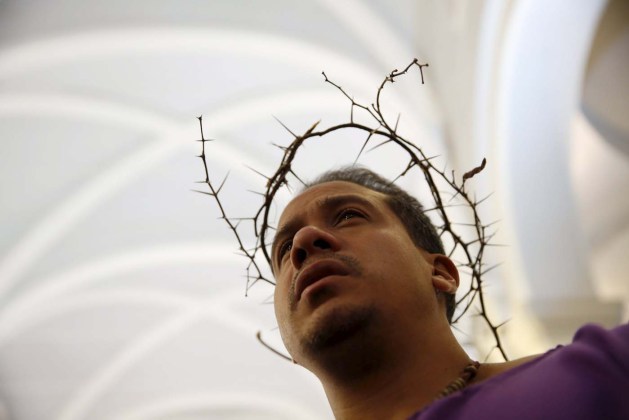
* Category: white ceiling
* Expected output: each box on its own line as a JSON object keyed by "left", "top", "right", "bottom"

{"left": 0, "top": 0, "right": 627, "bottom": 419}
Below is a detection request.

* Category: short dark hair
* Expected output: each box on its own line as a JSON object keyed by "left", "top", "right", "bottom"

{"left": 306, "top": 166, "right": 456, "bottom": 323}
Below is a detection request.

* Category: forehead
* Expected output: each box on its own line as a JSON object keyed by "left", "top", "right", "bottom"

{"left": 278, "top": 181, "right": 388, "bottom": 224}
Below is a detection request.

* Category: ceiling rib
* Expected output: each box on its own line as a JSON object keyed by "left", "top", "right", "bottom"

{"left": 56, "top": 289, "right": 273, "bottom": 420}
{"left": 0, "top": 88, "right": 350, "bottom": 299}
{"left": 0, "top": 242, "right": 241, "bottom": 346}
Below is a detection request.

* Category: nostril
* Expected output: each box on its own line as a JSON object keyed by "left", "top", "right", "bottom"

{"left": 313, "top": 239, "right": 331, "bottom": 249}
{"left": 296, "top": 248, "right": 307, "bottom": 263}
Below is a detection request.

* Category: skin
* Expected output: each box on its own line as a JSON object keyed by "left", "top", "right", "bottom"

{"left": 272, "top": 181, "right": 535, "bottom": 419}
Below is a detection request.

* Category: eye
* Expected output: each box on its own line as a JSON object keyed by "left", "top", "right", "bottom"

{"left": 336, "top": 208, "right": 364, "bottom": 223}
{"left": 278, "top": 240, "right": 293, "bottom": 261}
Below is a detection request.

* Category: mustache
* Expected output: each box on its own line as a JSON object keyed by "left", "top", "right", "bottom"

{"left": 289, "top": 253, "right": 362, "bottom": 309}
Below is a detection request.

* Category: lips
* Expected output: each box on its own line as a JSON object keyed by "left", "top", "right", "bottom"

{"left": 294, "top": 259, "right": 352, "bottom": 301}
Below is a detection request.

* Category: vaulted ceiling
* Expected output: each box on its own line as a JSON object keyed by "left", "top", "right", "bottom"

{"left": 0, "top": 0, "right": 627, "bottom": 419}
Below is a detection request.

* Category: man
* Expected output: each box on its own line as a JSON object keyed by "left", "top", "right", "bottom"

{"left": 270, "top": 167, "right": 628, "bottom": 419}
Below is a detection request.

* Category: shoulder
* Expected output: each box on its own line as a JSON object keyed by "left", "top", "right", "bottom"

{"left": 473, "top": 354, "right": 539, "bottom": 383}
{"left": 572, "top": 322, "right": 629, "bottom": 353}
{"left": 481, "top": 322, "right": 629, "bottom": 380}
{"left": 560, "top": 322, "right": 629, "bottom": 377}
{"left": 409, "top": 323, "right": 629, "bottom": 420}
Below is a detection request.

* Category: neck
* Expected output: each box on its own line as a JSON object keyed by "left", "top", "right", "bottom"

{"left": 314, "top": 321, "right": 472, "bottom": 420}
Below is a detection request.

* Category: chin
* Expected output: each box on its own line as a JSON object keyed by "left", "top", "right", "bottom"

{"left": 300, "top": 302, "right": 376, "bottom": 355}
{"left": 294, "top": 302, "right": 384, "bottom": 379}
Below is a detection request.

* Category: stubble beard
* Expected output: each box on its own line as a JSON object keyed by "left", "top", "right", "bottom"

{"left": 295, "top": 254, "right": 371, "bottom": 354}
{"left": 289, "top": 255, "right": 386, "bottom": 379}
{"left": 299, "top": 303, "right": 384, "bottom": 381}
{"left": 304, "top": 304, "right": 375, "bottom": 349}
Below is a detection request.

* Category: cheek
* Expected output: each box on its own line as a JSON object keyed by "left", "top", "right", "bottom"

{"left": 370, "top": 231, "right": 421, "bottom": 269}
{"left": 273, "top": 285, "right": 285, "bottom": 319}
{"left": 273, "top": 280, "right": 292, "bottom": 329}
{"left": 363, "top": 233, "right": 430, "bottom": 294}
{"left": 273, "top": 284, "right": 298, "bottom": 354}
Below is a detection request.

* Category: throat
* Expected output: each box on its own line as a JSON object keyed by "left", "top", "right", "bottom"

{"left": 316, "top": 329, "right": 477, "bottom": 420}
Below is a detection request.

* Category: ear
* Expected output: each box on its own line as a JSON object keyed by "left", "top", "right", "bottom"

{"left": 430, "top": 255, "right": 459, "bottom": 294}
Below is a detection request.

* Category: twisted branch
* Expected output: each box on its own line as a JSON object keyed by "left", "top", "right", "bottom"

{"left": 197, "top": 59, "right": 508, "bottom": 360}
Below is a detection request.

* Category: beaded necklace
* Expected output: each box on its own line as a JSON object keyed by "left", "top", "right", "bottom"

{"left": 435, "top": 360, "right": 481, "bottom": 400}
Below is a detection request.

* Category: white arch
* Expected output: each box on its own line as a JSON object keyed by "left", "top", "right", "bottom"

{"left": 55, "top": 289, "right": 269, "bottom": 420}
{"left": 0, "top": 26, "right": 445, "bottom": 419}
{"left": 0, "top": 28, "right": 442, "bottom": 298}
{"left": 0, "top": 27, "right": 435, "bottom": 143}
{"left": 109, "top": 392, "right": 325, "bottom": 420}
{"left": 0, "top": 92, "right": 176, "bottom": 130}
{"left": 316, "top": 0, "right": 441, "bottom": 126}
{"left": 496, "top": 0, "right": 607, "bottom": 300}
{"left": 0, "top": 289, "right": 199, "bottom": 344}
{"left": 10, "top": 289, "right": 316, "bottom": 419}
{"left": 0, "top": 88, "right": 348, "bottom": 300}
{"left": 0, "top": 242, "right": 244, "bottom": 346}
{"left": 0, "top": 27, "right": 379, "bottom": 80}
{"left": 317, "top": 0, "right": 412, "bottom": 65}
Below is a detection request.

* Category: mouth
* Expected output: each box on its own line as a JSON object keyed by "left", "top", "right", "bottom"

{"left": 294, "top": 259, "right": 352, "bottom": 302}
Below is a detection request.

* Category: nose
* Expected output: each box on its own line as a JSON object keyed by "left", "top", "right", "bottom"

{"left": 290, "top": 225, "right": 340, "bottom": 270}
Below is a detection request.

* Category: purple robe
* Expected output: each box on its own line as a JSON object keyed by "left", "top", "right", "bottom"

{"left": 409, "top": 323, "right": 629, "bottom": 419}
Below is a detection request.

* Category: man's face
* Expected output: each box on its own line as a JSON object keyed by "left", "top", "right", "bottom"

{"left": 271, "top": 181, "right": 440, "bottom": 367}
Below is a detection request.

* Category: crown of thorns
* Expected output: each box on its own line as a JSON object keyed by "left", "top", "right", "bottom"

{"left": 197, "top": 59, "right": 508, "bottom": 361}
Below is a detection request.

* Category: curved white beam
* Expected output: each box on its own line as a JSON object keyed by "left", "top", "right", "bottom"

{"left": 317, "top": 0, "right": 412, "bottom": 64}
{"left": 0, "top": 28, "right": 442, "bottom": 299}
{"left": 15, "top": 288, "right": 316, "bottom": 420}
{"left": 0, "top": 27, "right": 435, "bottom": 143}
{"left": 496, "top": 0, "right": 607, "bottom": 303}
{"left": 0, "top": 92, "right": 177, "bottom": 130}
{"left": 0, "top": 242, "right": 243, "bottom": 346}
{"left": 110, "top": 392, "right": 325, "bottom": 420}
{"left": 0, "top": 88, "right": 347, "bottom": 300}
{"left": 316, "top": 0, "right": 441, "bottom": 127}
{"left": 55, "top": 289, "right": 273, "bottom": 420}
{"left": 0, "top": 27, "right": 373, "bottom": 79}
{"left": 0, "top": 129, "right": 183, "bottom": 295}
{"left": 0, "top": 289, "right": 199, "bottom": 344}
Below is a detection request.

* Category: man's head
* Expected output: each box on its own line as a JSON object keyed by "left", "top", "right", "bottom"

{"left": 271, "top": 167, "right": 459, "bottom": 373}
{"left": 307, "top": 167, "right": 456, "bottom": 321}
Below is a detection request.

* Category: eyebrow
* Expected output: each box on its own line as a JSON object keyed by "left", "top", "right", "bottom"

{"left": 271, "top": 194, "right": 377, "bottom": 263}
